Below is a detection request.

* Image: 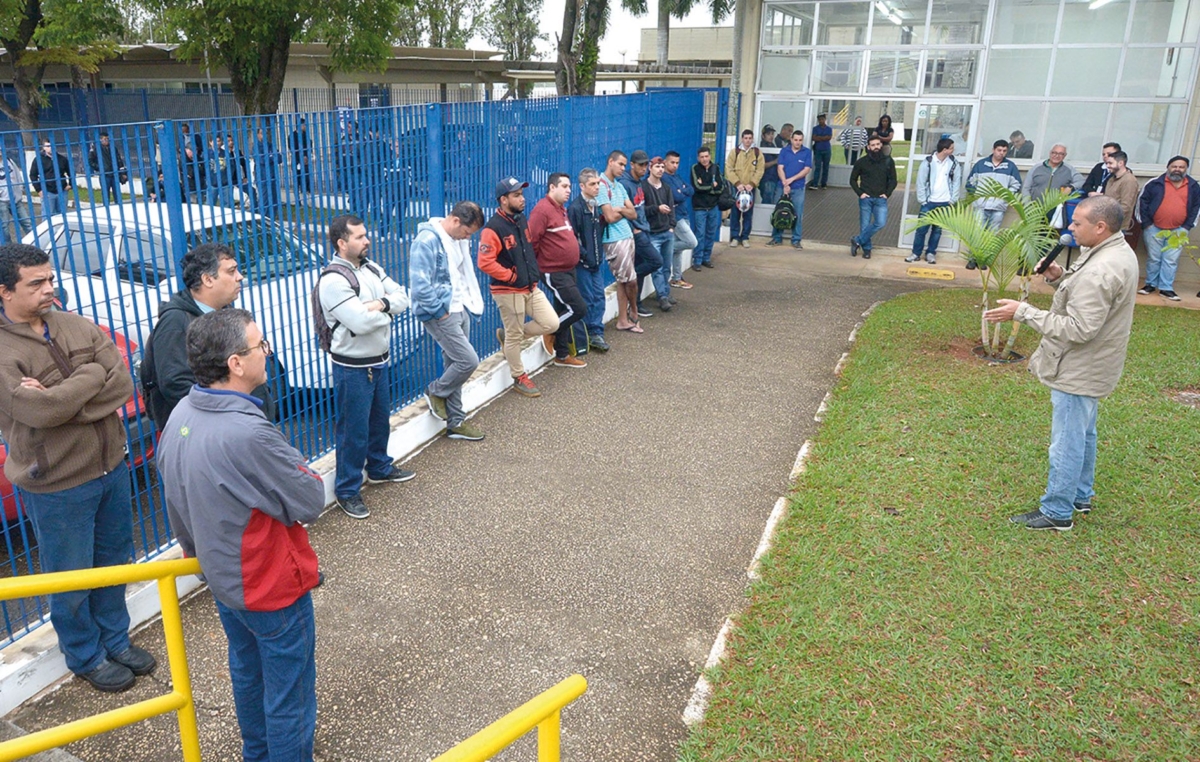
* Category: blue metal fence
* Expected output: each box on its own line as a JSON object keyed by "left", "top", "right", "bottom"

{"left": 0, "top": 88, "right": 719, "bottom": 646}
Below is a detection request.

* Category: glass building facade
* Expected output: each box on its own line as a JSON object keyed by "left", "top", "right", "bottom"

{"left": 746, "top": 0, "right": 1200, "bottom": 244}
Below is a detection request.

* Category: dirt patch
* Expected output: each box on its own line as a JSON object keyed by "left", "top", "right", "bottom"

{"left": 1166, "top": 387, "right": 1200, "bottom": 409}
{"left": 932, "top": 336, "right": 1027, "bottom": 365}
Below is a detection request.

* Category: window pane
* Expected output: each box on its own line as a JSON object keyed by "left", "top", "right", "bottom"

{"left": 866, "top": 51, "right": 921, "bottom": 94}
{"left": 1108, "top": 103, "right": 1187, "bottom": 165}
{"left": 978, "top": 100, "right": 1044, "bottom": 160}
{"left": 1119, "top": 47, "right": 1195, "bottom": 98}
{"left": 1128, "top": 0, "right": 1200, "bottom": 43}
{"left": 925, "top": 50, "right": 979, "bottom": 94}
{"left": 764, "top": 2, "right": 817, "bottom": 47}
{"left": 870, "top": 0, "right": 928, "bottom": 46}
{"left": 813, "top": 51, "right": 863, "bottom": 93}
{"left": 1050, "top": 48, "right": 1119, "bottom": 98}
{"left": 928, "top": 0, "right": 987, "bottom": 44}
{"left": 985, "top": 49, "right": 1051, "bottom": 96}
{"left": 759, "top": 100, "right": 808, "bottom": 143}
{"left": 991, "top": 0, "right": 1059, "bottom": 44}
{"left": 760, "top": 51, "right": 813, "bottom": 92}
{"left": 816, "top": 1, "right": 870, "bottom": 45}
{"left": 1044, "top": 101, "right": 1110, "bottom": 166}
{"left": 1059, "top": 0, "right": 1130, "bottom": 43}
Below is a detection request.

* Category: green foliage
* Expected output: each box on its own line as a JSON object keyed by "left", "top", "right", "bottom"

{"left": 1156, "top": 227, "right": 1200, "bottom": 275}
{"left": 481, "top": 0, "right": 548, "bottom": 60}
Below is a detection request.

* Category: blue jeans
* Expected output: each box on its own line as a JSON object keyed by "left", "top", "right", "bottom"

{"left": 978, "top": 208, "right": 1005, "bottom": 231}
{"left": 1142, "top": 224, "right": 1184, "bottom": 292}
{"left": 852, "top": 197, "right": 889, "bottom": 252}
{"left": 40, "top": 189, "right": 69, "bottom": 217}
{"left": 691, "top": 207, "right": 721, "bottom": 265}
{"left": 759, "top": 176, "right": 781, "bottom": 205}
{"left": 649, "top": 230, "right": 675, "bottom": 298}
{"left": 21, "top": 465, "right": 134, "bottom": 674}
{"left": 911, "top": 201, "right": 951, "bottom": 255}
{"left": 332, "top": 363, "right": 394, "bottom": 499}
{"left": 770, "top": 186, "right": 806, "bottom": 244}
{"left": 672, "top": 218, "right": 697, "bottom": 279}
{"left": 0, "top": 197, "right": 33, "bottom": 243}
{"left": 729, "top": 201, "right": 753, "bottom": 242}
{"left": 812, "top": 151, "right": 831, "bottom": 187}
{"left": 215, "top": 593, "right": 317, "bottom": 762}
{"left": 574, "top": 264, "right": 606, "bottom": 339}
{"left": 1040, "top": 389, "right": 1098, "bottom": 521}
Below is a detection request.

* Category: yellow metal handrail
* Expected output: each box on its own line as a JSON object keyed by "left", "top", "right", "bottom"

{"left": 433, "top": 674, "right": 588, "bottom": 762}
{"left": 0, "top": 557, "right": 203, "bottom": 762}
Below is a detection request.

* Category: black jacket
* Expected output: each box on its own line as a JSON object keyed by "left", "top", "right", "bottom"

{"left": 29, "top": 151, "right": 72, "bottom": 193}
{"left": 1080, "top": 162, "right": 1109, "bottom": 197}
{"left": 568, "top": 194, "right": 605, "bottom": 271}
{"left": 642, "top": 180, "right": 676, "bottom": 234}
{"left": 88, "top": 144, "right": 126, "bottom": 177}
{"left": 691, "top": 162, "right": 723, "bottom": 210}
{"left": 142, "top": 291, "right": 274, "bottom": 429}
{"left": 850, "top": 152, "right": 898, "bottom": 197}
{"left": 482, "top": 210, "right": 541, "bottom": 290}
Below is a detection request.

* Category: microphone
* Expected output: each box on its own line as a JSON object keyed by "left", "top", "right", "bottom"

{"left": 1035, "top": 234, "right": 1074, "bottom": 275}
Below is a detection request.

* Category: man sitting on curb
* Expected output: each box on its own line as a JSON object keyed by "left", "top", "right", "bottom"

{"left": 409, "top": 201, "right": 487, "bottom": 440}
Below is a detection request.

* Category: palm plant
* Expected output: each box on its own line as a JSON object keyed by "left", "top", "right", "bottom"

{"left": 907, "top": 182, "right": 1075, "bottom": 360}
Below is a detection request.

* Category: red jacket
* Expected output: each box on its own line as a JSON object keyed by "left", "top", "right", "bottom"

{"left": 527, "top": 197, "right": 581, "bottom": 274}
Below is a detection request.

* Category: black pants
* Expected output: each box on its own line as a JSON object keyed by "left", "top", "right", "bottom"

{"left": 633, "top": 231, "right": 663, "bottom": 303}
{"left": 542, "top": 271, "right": 588, "bottom": 359}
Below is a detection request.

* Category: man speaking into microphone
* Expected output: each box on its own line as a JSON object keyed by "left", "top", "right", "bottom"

{"left": 984, "top": 196, "right": 1138, "bottom": 531}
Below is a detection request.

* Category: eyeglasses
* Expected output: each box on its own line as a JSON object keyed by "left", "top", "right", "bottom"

{"left": 234, "top": 339, "right": 271, "bottom": 357}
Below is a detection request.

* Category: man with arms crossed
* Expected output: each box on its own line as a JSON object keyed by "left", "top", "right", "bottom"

{"left": 158, "top": 308, "right": 325, "bottom": 761}
{"left": 597, "top": 152, "right": 642, "bottom": 332}
{"left": 0, "top": 243, "right": 154, "bottom": 692}
{"left": 984, "top": 197, "right": 1138, "bottom": 531}
{"left": 318, "top": 214, "right": 415, "bottom": 520}
{"left": 568, "top": 168, "right": 610, "bottom": 353}
{"left": 409, "top": 201, "right": 488, "bottom": 439}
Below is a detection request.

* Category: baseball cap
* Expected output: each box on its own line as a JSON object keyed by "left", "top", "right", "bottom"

{"left": 494, "top": 176, "right": 529, "bottom": 199}
{"left": 629, "top": 149, "right": 650, "bottom": 164}
{"left": 649, "top": 155, "right": 665, "bottom": 166}
{"left": 763, "top": 124, "right": 776, "bottom": 132}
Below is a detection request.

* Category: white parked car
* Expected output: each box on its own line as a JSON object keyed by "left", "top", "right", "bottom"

{"left": 24, "top": 203, "right": 420, "bottom": 400}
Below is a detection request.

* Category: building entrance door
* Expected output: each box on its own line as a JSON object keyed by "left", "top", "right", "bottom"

{"left": 898, "top": 102, "right": 975, "bottom": 253}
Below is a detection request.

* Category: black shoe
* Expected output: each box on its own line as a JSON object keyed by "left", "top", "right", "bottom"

{"left": 636, "top": 304, "right": 654, "bottom": 318}
{"left": 1074, "top": 501, "right": 1092, "bottom": 514}
{"left": 666, "top": 295, "right": 678, "bottom": 306}
{"left": 862, "top": 250, "right": 871, "bottom": 259}
{"left": 791, "top": 241, "right": 803, "bottom": 249}
{"left": 658, "top": 297, "right": 673, "bottom": 312}
{"left": 1160, "top": 290, "right": 1180, "bottom": 301}
{"left": 1009, "top": 509, "right": 1072, "bottom": 531}
{"left": 966, "top": 259, "right": 978, "bottom": 270}
{"left": 589, "top": 337, "right": 610, "bottom": 353}
{"left": 691, "top": 264, "right": 702, "bottom": 272}
{"left": 110, "top": 645, "right": 157, "bottom": 676}
{"left": 702, "top": 261, "right": 715, "bottom": 269}
{"left": 367, "top": 466, "right": 416, "bottom": 484}
{"left": 79, "top": 660, "right": 136, "bottom": 693}
{"left": 1137, "top": 284, "right": 1156, "bottom": 295}
{"left": 850, "top": 237, "right": 859, "bottom": 257}
{"left": 337, "top": 494, "right": 370, "bottom": 520}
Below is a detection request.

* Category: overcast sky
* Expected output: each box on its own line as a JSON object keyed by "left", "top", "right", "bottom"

{"left": 530, "top": 0, "right": 731, "bottom": 64}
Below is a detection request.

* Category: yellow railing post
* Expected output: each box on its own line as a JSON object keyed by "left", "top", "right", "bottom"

{"left": 536, "top": 709, "right": 561, "bottom": 761}
{"left": 0, "top": 558, "right": 202, "bottom": 762}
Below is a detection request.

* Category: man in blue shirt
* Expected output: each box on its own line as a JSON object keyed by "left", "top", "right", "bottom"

{"left": 768, "top": 130, "right": 811, "bottom": 249}
{"left": 810, "top": 114, "right": 833, "bottom": 189}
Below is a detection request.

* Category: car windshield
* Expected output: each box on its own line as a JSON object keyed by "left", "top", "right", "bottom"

{"left": 36, "top": 223, "right": 112, "bottom": 278}
{"left": 187, "top": 222, "right": 320, "bottom": 282}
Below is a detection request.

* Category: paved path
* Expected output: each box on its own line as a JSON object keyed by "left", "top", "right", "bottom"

{"left": 13, "top": 247, "right": 923, "bottom": 760}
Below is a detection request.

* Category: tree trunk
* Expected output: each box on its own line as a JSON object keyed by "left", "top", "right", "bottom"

{"left": 576, "top": 0, "right": 608, "bottom": 95}
{"left": 227, "top": 26, "right": 292, "bottom": 115}
{"left": 555, "top": 0, "right": 579, "bottom": 95}
{"left": 0, "top": 1, "right": 48, "bottom": 137}
{"left": 655, "top": 0, "right": 670, "bottom": 67}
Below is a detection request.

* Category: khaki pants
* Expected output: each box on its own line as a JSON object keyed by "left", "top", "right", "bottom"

{"left": 494, "top": 288, "right": 559, "bottom": 376}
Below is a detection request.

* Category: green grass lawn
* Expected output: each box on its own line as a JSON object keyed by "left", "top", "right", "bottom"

{"left": 679, "top": 289, "right": 1200, "bottom": 761}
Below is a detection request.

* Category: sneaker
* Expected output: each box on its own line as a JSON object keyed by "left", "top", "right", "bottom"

{"left": 925, "top": 254, "right": 936, "bottom": 265}
{"left": 512, "top": 373, "right": 541, "bottom": 397}
{"left": 553, "top": 355, "right": 587, "bottom": 369}
{"left": 542, "top": 333, "right": 555, "bottom": 354}
{"left": 966, "top": 259, "right": 978, "bottom": 270}
{"left": 425, "top": 389, "right": 448, "bottom": 421}
{"left": 1137, "top": 284, "right": 1157, "bottom": 295}
{"left": 337, "top": 494, "right": 370, "bottom": 520}
{"left": 78, "top": 660, "right": 136, "bottom": 693}
{"left": 742, "top": 239, "right": 751, "bottom": 248}
{"left": 1009, "top": 509, "right": 1072, "bottom": 531}
{"left": 850, "top": 237, "right": 860, "bottom": 257}
{"left": 496, "top": 327, "right": 505, "bottom": 346}
{"left": 1160, "top": 290, "right": 1181, "bottom": 301}
{"left": 702, "top": 260, "right": 715, "bottom": 268}
{"left": 637, "top": 304, "right": 654, "bottom": 317}
{"left": 658, "top": 297, "right": 673, "bottom": 312}
{"left": 675, "top": 279, "right": 693, "bottom": 289}
{"left": 904, "top": 252, "right": 920, "bottom": 263}
{"left": 667, "top": 295, "right": 678, "bottom": 305}
{"left": 589, "top": 336, "right": 610, "bottom": 352}
{"left": 691, "top": 263, "right": 703, "bottom": 271}
{"left": 447, "top": 422, "right": 485, "bottom": 441}
{"left": 110, "top": 645, "right": 157, "bottom": 676}
{"left": 862, "top": 250, "right": 871, "bottom": 259}
{"left": 791, "top": 241, "right": 803, "bottom": 250}
{"left": 766, "top": 240, "right": 781, "bottom": 247}
{"left": 1074, "top": 501, "right": 1092, "bottom": 514}
{"left": 367, "top": 466, "right": 416, "bottom": 484}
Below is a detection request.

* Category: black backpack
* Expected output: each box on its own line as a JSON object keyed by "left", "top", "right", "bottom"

{"left": 771, "top": 196, "right": 798, "bottom": 231}
{"left": 311, "top": 261, "right": 383, "bottom": 353}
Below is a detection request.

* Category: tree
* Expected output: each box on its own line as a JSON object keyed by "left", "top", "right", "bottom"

{"left": 555, "top": 0, "right": 643, "bottom": 96}
{"left": 654, "top": 0, "right": 732, "bottom": 67}
{"left": 482, "top": 0, "right": 547, "bottom": 61}
{"left": 0, "top": 0, "right": 123, "bottom": 133}
{"left": 155, "top": 0, "right": 406, "bottom": 114}
{"left": 394, "top": 0, "right": 478, "bottom": 49}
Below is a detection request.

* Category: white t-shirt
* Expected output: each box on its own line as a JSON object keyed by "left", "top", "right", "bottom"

{"left": 929, "top": 156, "right": 955, "bottom": 203}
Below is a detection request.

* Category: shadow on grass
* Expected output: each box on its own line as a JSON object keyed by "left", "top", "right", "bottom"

{"left": 679, "top": 289, "right": 1200, "bottom": 761}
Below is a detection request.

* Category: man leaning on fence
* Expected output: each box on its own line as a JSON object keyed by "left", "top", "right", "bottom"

{"left": 568, "top": 167, "right": 610, "bottom": 353}
{"left": 409, "top": 200, "right": 487, "bottom": 441}
{"left": 318, "top": 214, "right": 415, "bottom": 520}
{"left": 158, "top": 308, "right": 325, "bottom": 762}
{"left": 1, "top": 150, "right": 34, "bottom": 244}
{"left": 0, "top": 243, "right": 157, "bottom": 693}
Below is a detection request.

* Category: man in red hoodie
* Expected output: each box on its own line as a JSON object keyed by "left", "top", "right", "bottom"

{"left": 528, "top": 173, "right": 588, "bottom": 369}
{"left": 478, "top": 177, "right": 560, "bottom": 398}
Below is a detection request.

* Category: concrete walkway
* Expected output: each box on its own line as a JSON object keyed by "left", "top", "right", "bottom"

{"left": 9, "top": 238, "right": 1196, "bottom": 760}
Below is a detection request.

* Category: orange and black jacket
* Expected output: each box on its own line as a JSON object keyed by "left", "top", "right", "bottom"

{"left": 478, "top": 209, "right": 541, "bottom": 294}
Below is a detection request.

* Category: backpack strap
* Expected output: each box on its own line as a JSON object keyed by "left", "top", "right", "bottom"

{"left": 318, "top": 262, "right": 361, "bottom": 336}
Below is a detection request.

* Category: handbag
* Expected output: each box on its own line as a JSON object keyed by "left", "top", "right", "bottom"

{"left": 1049, "top": 204, "right": 1065, "bottom": 229}
{"left": 717, "top": 177, "right": 735, "bottom": 212}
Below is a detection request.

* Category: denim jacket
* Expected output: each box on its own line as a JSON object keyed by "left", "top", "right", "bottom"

{"left": 408, "top": 219, "right": 483, "bottom": 322}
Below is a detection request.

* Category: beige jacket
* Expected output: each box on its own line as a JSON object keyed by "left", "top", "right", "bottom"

{"left": 1013, "top": 232, "right": 1139, "bottom": 398}
{"left": 1104, "top": 171, "right": 1139, "bottom": 231}
{"left": 726, "top": 146, "right": 765, "bottom": 189}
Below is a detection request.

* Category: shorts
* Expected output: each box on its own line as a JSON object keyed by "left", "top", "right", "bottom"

{"left": 604, "top": 238, "right": 636, "bottom": 283}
